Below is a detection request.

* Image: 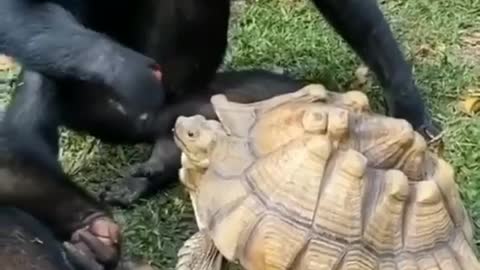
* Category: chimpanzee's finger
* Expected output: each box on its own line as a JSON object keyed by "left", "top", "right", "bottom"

{"left": 78, "top": 230, "right": 119, "bottom": 265}
{"left": 63, "top": 242, "right": 104, "bottom": 270}
{"left": 89, "top": 217, "right": 121, "bottom": 245}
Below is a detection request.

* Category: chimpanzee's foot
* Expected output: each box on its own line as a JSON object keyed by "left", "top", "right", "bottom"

{"left": 100, "top": 138, "right": 181, "bottom": 207}
{"left": 65, "top": 215, "right": 121, "bottom": 269}
{"left": 128, "top": 159, "right": 166, "bottom": 178}
{"left": 99, "top": 177, "right": 152, "bottom": 207}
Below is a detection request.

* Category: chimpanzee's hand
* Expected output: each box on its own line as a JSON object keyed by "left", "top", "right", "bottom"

{"left": 65, "top": 214, "right": 122, "bottom": 270}
{"left": 102, "top": 44, "right": 166, "bottom": 114}
{"left": 383, "top": 85, "right": 443, "bottom": 144}
{"left": 64, "top": 242, "right": 104, "bottom": 270}
{"left": 100, "top": 176, "right": 153, "bottom": 207}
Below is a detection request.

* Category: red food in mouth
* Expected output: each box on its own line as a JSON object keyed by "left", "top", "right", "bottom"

{"left": 151, "top": 64, "right": 162, "bottom": 81}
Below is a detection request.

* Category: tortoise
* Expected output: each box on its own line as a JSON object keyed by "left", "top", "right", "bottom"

{"left": 172, "top": 84, "right": 480, "bottom": 270}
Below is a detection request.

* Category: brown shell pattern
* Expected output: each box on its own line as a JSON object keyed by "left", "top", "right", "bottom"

{"left": 191, "top": 85, "right": 480, "bottom": 270}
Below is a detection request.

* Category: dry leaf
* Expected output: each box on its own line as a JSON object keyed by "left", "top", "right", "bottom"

{"left": 347, "top": 65, "right": 371, "bottom": 91}
{"left": 460, "top": 97, "right": 480, "bottom": 115}
{"left": 459, "top": 32, "right": 480, "bottom": 65}
{"left": 415, "top": 44, "right": 435, "bottom": 58}
{"left": 459, "top": 92, "right": 480, "bottom": 116}
{"left": 354, "top": 65, "right": 369, "bottom": 84}
{"left": 466, "top": 88, "right": 480, "bottom": 96}
{"left": 415, "top": 43, "right": 446, "bottom": 59}
{"left": 462, "top": 32, "right": 480, "bottom": 46}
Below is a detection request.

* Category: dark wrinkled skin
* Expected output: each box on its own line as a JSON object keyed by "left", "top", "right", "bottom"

{"left": 0, "top": 207, "right": 155, "bottom": 270}
{"left": 0, "top": 207, "right": 123, "bottom": 270}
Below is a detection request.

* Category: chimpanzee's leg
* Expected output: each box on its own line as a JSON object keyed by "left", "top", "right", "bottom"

{"left": 4, "top": 69, "right": 61, "bottom": 155}
{"left": 1, "top": 70, "right": 121, "bottom": 268}
{"left": 310, "top": 0, "right": 441, "bottom": 139}
{"left": 0, "top": 207, "right": 78, "bottom": 270}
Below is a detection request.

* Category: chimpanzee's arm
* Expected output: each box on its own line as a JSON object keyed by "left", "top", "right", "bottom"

{"left": 0, "top": 137, "right": 107, "bottom": 239}
{"left": 310, "top": 0, "right": 440, "bottom": 137}
{"left": 311, "top": 0, "right": 411, "bottom": 90}
{"left": 0, "top": 0, "right": 129, "bottom": 85}
{"left": 0, "top": 133, "right": 122, "bottom": 266}
{"left": 0, "top": 0, "right": 165, "bottom": 110}
{"left": 0, "top": 68, "right": 121, "bottom": 268}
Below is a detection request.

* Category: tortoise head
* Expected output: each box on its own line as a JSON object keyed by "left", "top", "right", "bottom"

{"left": 173, "top": 115, "right": 224, "bottom": 169}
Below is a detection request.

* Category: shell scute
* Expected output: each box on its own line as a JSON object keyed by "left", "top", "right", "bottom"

{"left": 396, "top": 254, "right": 419, "bottom": 270}
{"left": 209, "top": 195, "right": 265, "bottom": 261}
{"left": 241, "top": 215, "right": 309, "bottom": 270}
{"left": 362, "top": 169, "right": 409, "bottom": 252}
{"left": 403, "top": 180, "right": 454, "bottom": 252}
{"left": 433, "top": 247, "right": 463, "bottom": 270}
{"left": 312, "top": 149, "right": 366, "bottom": 241}
{"left": 209, "top": 136, "right": 255, "bottom": 178}
{"left": 246, "top": 135, "right": 332, "bottom": 226}
{"left": 338, "top": 247, "right": 378, "bottom": 270}
{"left": 293, "top": 237, "right": 347, "bottom": 270}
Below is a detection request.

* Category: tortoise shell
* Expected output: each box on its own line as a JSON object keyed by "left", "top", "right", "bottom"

{"left": 174, "top": 85, "right": 479, "bottom": 270}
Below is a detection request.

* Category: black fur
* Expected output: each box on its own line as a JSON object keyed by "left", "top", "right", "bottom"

{"left": 0, "top": 108, "right": 119, "bottom": 268}
{"left": 0, "top": 102, "right": 107, "bottom": 239}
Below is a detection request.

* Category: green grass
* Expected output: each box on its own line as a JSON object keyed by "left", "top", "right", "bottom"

{"left": 1, "top": 0, "right": 480, "bottom": 268}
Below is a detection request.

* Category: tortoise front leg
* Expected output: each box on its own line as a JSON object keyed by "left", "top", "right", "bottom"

{"left": 176, "top": 231, "right": 226, "bottom": 270}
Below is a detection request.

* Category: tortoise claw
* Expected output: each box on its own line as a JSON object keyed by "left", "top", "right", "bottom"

{"left": 415, "top": 121, "right": 444, "bottom": 146}
{"left": 413, "top": 119, "right": 445, "bottom": 156}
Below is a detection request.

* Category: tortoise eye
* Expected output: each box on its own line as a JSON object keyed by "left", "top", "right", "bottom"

{"left": 187, "top": 131, "right": 195, "bottom": 138}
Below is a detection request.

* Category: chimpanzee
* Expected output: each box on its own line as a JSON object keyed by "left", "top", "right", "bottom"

{"left": 0, "top": 0, "right": 440, "bottom": 207}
